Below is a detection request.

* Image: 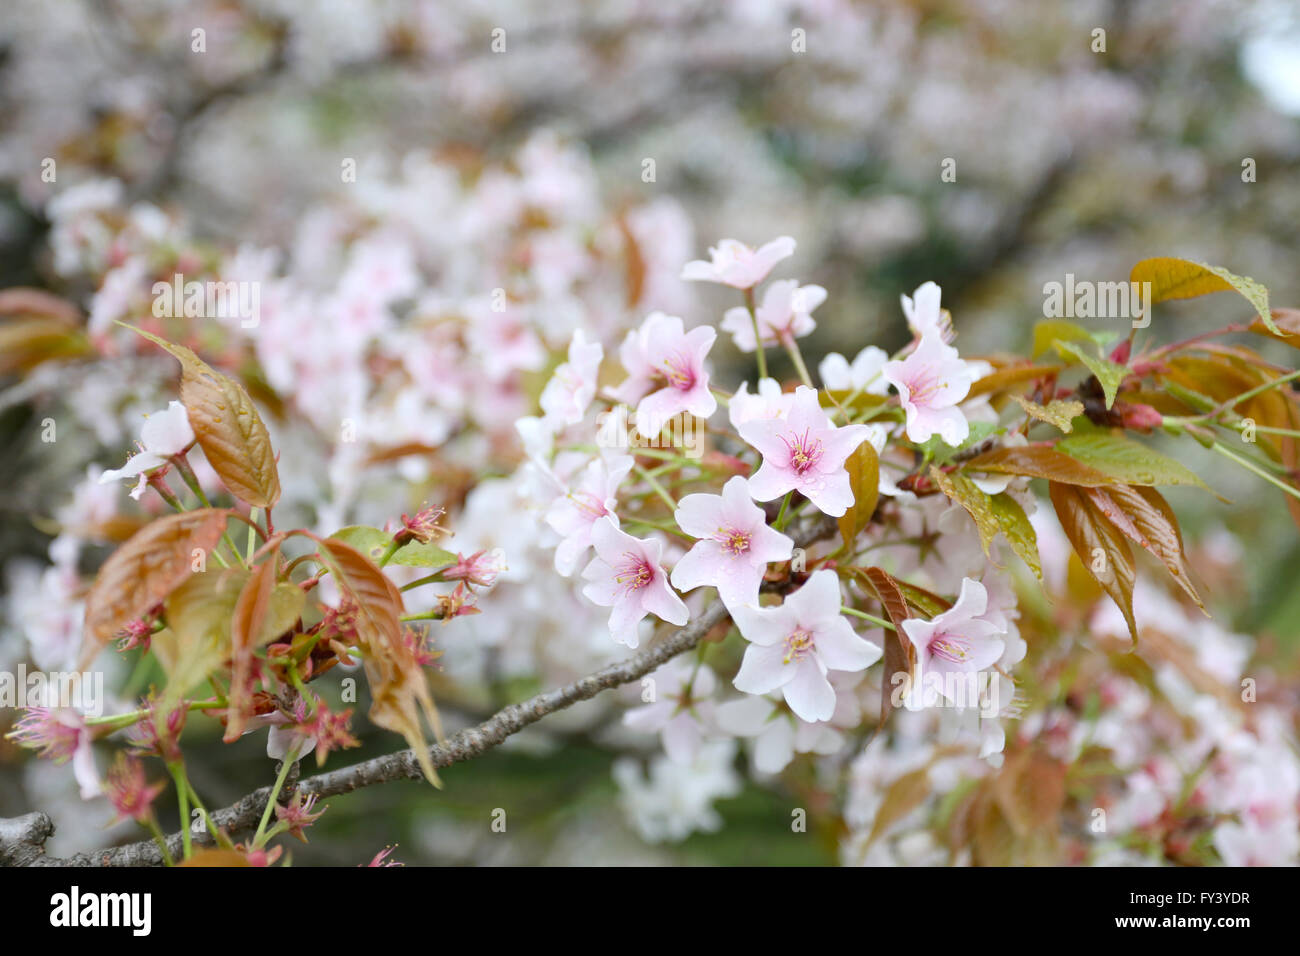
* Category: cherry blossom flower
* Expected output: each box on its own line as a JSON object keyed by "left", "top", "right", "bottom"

{"left": 612, "top": 739, "right": 740, "bottom": 843}
{"left": 901, "top": 577, "right": 1006, "bottom": 706}
{"left": 680, "top": 236, "right": 795, "bottom": 289}
{"left": 622, "top": 657, "right": 718, "bottom": 764}
{"left": 442, "top": 548, "right": 508, "bottom": 589}
{"left": 881, "top": 332, "right": 976, "bottom": 446}
{"left": 104, "top": 752, "right": 165, "bottom": 824}
{"left": 545, "top": 454, "right": 634, "bottom": 576}
{"left": 98, "top": 401, "right": 194, "bottom": 499}
{"left": 738, "top": 385, "right": 873, "bottom": 517}
{"left": 728, "top": 378, "right": 794, "bottom": 429}
{"left": 819, "top": 345, "right": 890, "bottom": 395}
{"left": 670, "top": 475, "right": 793, "bottom": 610}
{"left": 539, "top": 328, "right": 603, "bottom": 427}
{"left": 715, "top": 694, "right": 845, "bottom": 775}
{"left": 608, "top": 312, "right": 717, "bottom": 438}
{"left": 720, "top": 279, "right": 826, "bottom": 351}
{"left": 275, "top": 791, "right": 327, "bottom": 843}
{"left": 731, "top": 570, "right": 881, "bottom": 722}
{"left": 8, "top": 707, "right": 102, "bottom": 799}
{"left": 581, "top": 516, "right": 688, "bottom": 647}
{"left": 901, "top": 281, "right": 953, "bottom": 344}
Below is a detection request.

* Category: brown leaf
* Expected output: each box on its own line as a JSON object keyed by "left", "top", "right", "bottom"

{"left": 1049, "top": 482, "right": 1138, "bottom": 642}
{"left": 966, "top": 362, "right": 1061, "bottom": 399}
{"left": 965, "top": 445, "right": 1113, "bottom": 486}
{"left": 225, "top": 546, "right": 280, "bottom": 743}
{"left": 852, "top": 567, "right": 915, "bottom": 728}
{"left": 1103, "top": 485, "right": 1205, "bottom": 612}
{"left": 129, "top": 327, "right": 281, "bottom": 508}
{"left": 80, "top": 509, "right": 230, "bottom": 668}
{"left": 866, "top": 767, "right": 931, "bottom": 848}
{"left": 177, "top": 849, "right": 251, "bottom": 867}
{"left": 837, "top": 439, "right": 879, "bottom": 552}
{"left": 310, "top": 535, "right": 442, "bottom": 787}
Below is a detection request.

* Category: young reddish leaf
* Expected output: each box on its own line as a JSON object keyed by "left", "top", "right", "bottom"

{"left": 127, "top": 326, "right": 281, "bottom": 508}
{"left": 966, "top": 361, "right": 1062, "bottom": 398}
{"left": 989, "top": 492, "right": 1041, "bottom": 579}
{"left": 310, "top": 535, "right": 443, "bottom": 787}
{"left": 80, "top": 508, "right": 230, "bottom": 668}
{"left": 1130, "top": 257, "right": 1275, "bottom": 335}
{"left": 965, "top": 445, "right": 1113, "bottom": 486}
{"left": 929, "top": 467, "right": 999, "bottom": 556}
{"left": 837, "top": 439, "right": 879, "bottom": 552}
{"left": 851, "top": 566, "right": 915, "bottom": 728}
{"left": 1249, "top": 308, "right": 1300, "bottom": 349}
{"left": 1091, "top": 485, "right": 1205, "bottom": 612}
{"left": 225, "top": 546, "right": 281, "bottom": 743}
{"left": 865, "top": 767, "right": 931, "bottom": 848}
{"left": 1049, "top": 482, "right": 1138, "bottom": 643}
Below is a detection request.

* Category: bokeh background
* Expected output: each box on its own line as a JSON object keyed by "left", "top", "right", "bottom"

{"left": 2, "top": 0, "right": 1299, "bottom": 865}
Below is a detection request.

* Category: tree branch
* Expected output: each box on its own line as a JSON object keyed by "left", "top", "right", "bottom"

{"left": 12, "top": 516, "right": 834, "bottom": 866}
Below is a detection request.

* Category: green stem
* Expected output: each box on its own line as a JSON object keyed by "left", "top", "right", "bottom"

{"left": 774, "top": 491, "right": 794, "bottom": 531}
{"left": 841, "top": 606, "right": 897, "bottom": 631}
{"left": 783, "top": 335, "right": 814, "bottom": 389}
{"left": 169, "top": 763, "right": 192, "bottom": 860}
{"left": 145, "top": 816, "right": 176, "bottom": 867}
{"left": 253, "top": 746, "right": 299, "bottom": 847}
{"left": 1209, "top": 441, "right": 1300, "bottom": 501}
{"left": 186, "top": 780, "right": 233, "bottom": 849}
{"left": 634, "top": 464, "right": 678, "bottom": 511}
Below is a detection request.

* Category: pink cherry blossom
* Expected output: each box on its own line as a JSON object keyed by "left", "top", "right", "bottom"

{"left": 738, "top": 385, "right": 872, "bottom": 517}
{"left": 540, "top": 328, "right": 603, "bottom": 427}
{"left": 670, "top": 475, "right": 794, "bottom": 610}
{"left": 720, "top": 279, "right": 826, "bottom": 351}
{"left": 728, "top": 378, "right": 794, "bottom": 430}
{"left": 881, "top": 332, "right": 975, "bottom": 446}
{"left": 731, "top": 570, "right": 881, "bottom": 722}
{"left": 98, "top": 401, "right": 195, "bottom": 499}
{"left": 608, "top": 311, "right": 717, "bottom": 438}
{"left": 581, "top": 516, "right": 688, "bottom": 647}
{"left": 900, "top": 281, "right": 953, "bottom": 344}
{"left": 901, "top": 577, "right": 1006, "bottom": 705}
{"left": 680, "top": 236, "right": 796, "bottom": 289}
{"left": 545, "top": 454, "right": 634, "bottom": 576}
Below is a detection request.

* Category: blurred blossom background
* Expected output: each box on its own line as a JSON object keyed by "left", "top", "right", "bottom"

{"left": 2, "top": 0, "right": 1300, "bottom": 865}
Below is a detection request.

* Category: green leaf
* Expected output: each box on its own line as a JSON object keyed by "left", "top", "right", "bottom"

{"left": 1009, "top": 395, "right": 1084, "bottom": 433}
{"left": 1054, "top": 340, "right": 1128, "bottom": 409}
{"left": 929, "top": 467, "right": 999, "bottom": 556}
{"left": 917, "top": 421, "right": 1000, "bottom": 461}
{"left": 1130, "top": 257, "right": 1276, "bottom": 335}
{"left": 158, "top": 569, "right": 247, "bottom": 701}
{"left": 1057, "top": 432, "right": 1210, "bottom": 490}
{"left": 330, "top": 525, "right": 457, "bottom": 569}
{"left": 989, "top": 492, "right": 1041, "bottom": 579}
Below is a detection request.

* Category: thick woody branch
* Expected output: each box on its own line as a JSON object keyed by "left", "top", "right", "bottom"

{"left": 13, "top": 516, "right": 834, "bottom": 867}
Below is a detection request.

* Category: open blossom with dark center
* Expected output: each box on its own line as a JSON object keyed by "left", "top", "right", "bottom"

{"left": 105, "top": 752, "right": 165, "bottom": 824}
{"left": 581, "top": 516, "right": 688, "bottom": 647}
{"left": 731, "top": 570, "right": 881, "bottom": 722}
{"left": 395, "top": 504, "right": 447, "bottom": 545}
{"left": 681, "top": 236, "right": 796, "bottom": 289}
{"left": 98, "top": 400, "right": 194, "bottom": 499}
{"left": 608, "top": 311, "right": 716, "bottom": 438}
{"left": 275, "top": 791, "right": 326, "bottom": 843}
{"left": 8, "top": 707, "right": 102, "bottom": 798}
{"left": 545, "top": 454, "right": 634, "bottom": 576}
{"left": 670, "top": 475, "right": 794, "bottom": 610}
{"left": 720, "top": 279, "right": 826, "bottom": 351}
{"left": 882, "top": 285, "right": 977, "bottom": 445}
{"left": 901, "top": 577, "right": 1006, "bottom": 705}
{"left": 738, "top": 385, "right": 872, "bottom": 517}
